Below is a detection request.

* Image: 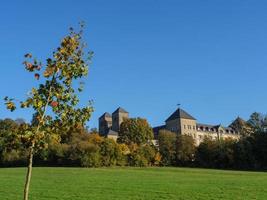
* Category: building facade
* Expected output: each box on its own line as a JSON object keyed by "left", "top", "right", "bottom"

{"left": 99, "top": 107, "right": 240, "bottom": 145}
{"left": 154, "top": 108, "right": 240, "bottom": 145}
{"left": 99, "top": 107, "right": 129, "bottom": 140}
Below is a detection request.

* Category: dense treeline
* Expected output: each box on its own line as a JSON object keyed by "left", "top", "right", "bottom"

{"left": 0, "top": 118, "right": 160, "bottom": 167}
{"left": 158, "top": 112, "right": 267, "bottom": 170}
{"left": 159, "top": 131, "right": 267, "bottom": 170}
{"left": 0, "top": 112, "right": 267, "bottom": 170}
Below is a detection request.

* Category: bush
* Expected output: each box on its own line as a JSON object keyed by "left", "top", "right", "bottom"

{"left": 79, "top": 143, "right": 101, "bottom": 167}
{"left": 100, "top": 138, "right": 126, "bottom": 166}
{"left": 127, "top": 144, "right": 157, "bottom": 167}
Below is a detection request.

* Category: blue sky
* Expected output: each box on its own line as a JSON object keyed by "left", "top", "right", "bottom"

{"left": 0, "top": 0, "right": 267, "bottom": 129}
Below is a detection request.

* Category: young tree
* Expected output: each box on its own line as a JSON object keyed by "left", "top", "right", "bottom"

{"left": 118, "top": 118, "right": 153, "bottom": 145}
{"left": 4, "top": 25, "right": 93, "bottom": 200}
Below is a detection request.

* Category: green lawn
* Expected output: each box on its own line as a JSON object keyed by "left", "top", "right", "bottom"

{"left": 0, "top": 167, "right": 266, "bottom": 200}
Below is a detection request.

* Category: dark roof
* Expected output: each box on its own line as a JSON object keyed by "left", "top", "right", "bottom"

{"left": 229, "top": 117, "right": 247, "bottom": 127}
{"left": 112, "top": 107, "right": 128, "bottom": 114}
{"left": 153, "top": 125, "right": 166, "bottom": 140}
{"left": 153, "top": 125, "right": 166, "bottom": 133}
{"left": 197, "top": 123, "right": 216, "bottom": 129}
{"left": 99, "top": 112, "right": 111, "bottom": 119}
{"left": 165, "top": 108, "right": 196, "bottom": 122}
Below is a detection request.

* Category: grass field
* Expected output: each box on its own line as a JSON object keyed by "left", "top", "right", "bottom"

{"left": 0, "top": 167, "right": 266, "bottom": 200}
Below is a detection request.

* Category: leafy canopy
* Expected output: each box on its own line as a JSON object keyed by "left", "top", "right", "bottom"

{"left": 118, "top": 118, "right": 153, "bottom": 145}
{"left": 4, "top": 24, "right": 94, "bottom": 150}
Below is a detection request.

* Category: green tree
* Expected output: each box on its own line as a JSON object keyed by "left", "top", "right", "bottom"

{"left": 4, "top": 25, "right": 93, "bottom": 200}
{"left": 233, "top": 137, "right": 256, "bottom": 169}
{"left": 100, "top": 138, "right": 117, "bottom": 166}
{"left": 195, "top": 137, "right": 217, "bottom": 168}
{"left": 196, "top": 137, "right": 236, "bottom": 169}
{"left": 158, "top": 129, "right": 176, "bottom": 166}
{"left": 248, "top": 112, "right": 267, "bottom": 133}
{"left": 253, "top": 132, "right": 267, "bottom": 169}
{"left": 176, "top": 134, "right": 195, "bottom": 166}
{"left": 127, "top": 143, "right": 157, "bottom": 167}
{"left": 118, "top": 118, "right": 153, "bottom": 145}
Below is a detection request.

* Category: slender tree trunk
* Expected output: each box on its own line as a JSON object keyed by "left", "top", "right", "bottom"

{"left": 22, "top": 74, "right": 55, "bottom": 200}
{"left": 23, "top": 144, "right": 34, "bottom": 200}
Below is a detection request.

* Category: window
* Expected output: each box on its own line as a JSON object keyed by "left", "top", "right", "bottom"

{"left": 184, "top": 125, "right": 186, "bottom": 129}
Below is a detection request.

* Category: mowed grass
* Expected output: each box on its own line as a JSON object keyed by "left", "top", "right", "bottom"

{"left": 0, "top": 167, "right": 267, "bottom": 200}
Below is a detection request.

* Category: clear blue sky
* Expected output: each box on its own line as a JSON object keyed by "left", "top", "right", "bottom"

{"left": 0, "top": 0, "right": 266, "bottom": 129}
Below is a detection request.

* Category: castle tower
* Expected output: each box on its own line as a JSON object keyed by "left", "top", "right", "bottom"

{"left": 99, "top": 112, "right": 112, "bottom": 136}
{"left": 165, "top": 108, "right": 197, "bottom": 136}
{"left": 112, "top": 107, "right": 129, "bottom": 132}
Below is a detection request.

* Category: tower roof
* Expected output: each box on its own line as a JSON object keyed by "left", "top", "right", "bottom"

{"left": 112, "top": 107, "right": 128, "bottom": 114}
{"left": 165, "top": 108, "right": 196, "bottom": 122}
{"left": 99, "top": 112, "right": 111, "bottom": 119}
{"left": 229, "top": 116, "right": 247, "bottom": 128}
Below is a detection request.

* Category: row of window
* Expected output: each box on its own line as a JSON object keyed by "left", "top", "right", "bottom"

{"left": 184, "top": 125, "right": 196, "bottom": 130}
{"left": 198, "top": 127, "right": 236, "bottom": 134}
{"left": 170, "top": 125, "right": 237, "bottom": 135}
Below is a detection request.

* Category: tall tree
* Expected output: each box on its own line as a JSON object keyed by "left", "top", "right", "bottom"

{"left": 4, "top": 24, "right": 93, "bottom": 200}
{"left": 176, "top": 134, "right": 195, "bottom": 166}
{"left": 158, "top": 129, "right": 176, "bottom": 166}
{"left": 248, "top": 112, "right": 267, "bottom": 133}
{"left": 118, "top": 118, "right": 153, "bottom": 145}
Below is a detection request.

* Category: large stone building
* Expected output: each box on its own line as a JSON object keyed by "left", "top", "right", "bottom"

{"left": 99, "top": 107, "right": 240, "bottom": 145}
{"left": 99, "top": 107, "right": 129, "bottom": 140}
{"left": 153, "top": 108, "right": 240, "bottom": 145}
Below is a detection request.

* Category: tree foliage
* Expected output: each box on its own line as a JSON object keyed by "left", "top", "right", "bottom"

{"left": 248, "top": 112, "right": 267, "bottom": 133}
{"left": 3, "top": 24, "right": 94, "bottom": 200}
{"left": 176, "top": 135, "right": 195, "bottom": 166}
{"left": 158, "top": 129, "right": 176, "bottom": 166}
{"left": 118, "top": 118, "right": 153, "bottom": 145}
